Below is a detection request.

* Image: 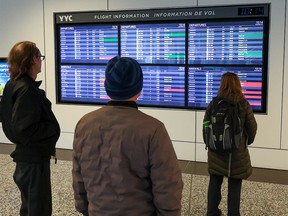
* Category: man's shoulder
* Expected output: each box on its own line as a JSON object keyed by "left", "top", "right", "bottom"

{"left": 135, "top": 110, "right": 165, "bottom": 129}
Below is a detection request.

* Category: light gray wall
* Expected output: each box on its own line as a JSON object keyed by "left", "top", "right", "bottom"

{"left": 0, "top": 0, "right": 287, "bottom": 170}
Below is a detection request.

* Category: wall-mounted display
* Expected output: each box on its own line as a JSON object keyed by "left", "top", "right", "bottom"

{"left": 0, "top": 58, "right": 10, "bottom": 97}
{"left": 54, "top": 4, "right": 269, "bottom": 113}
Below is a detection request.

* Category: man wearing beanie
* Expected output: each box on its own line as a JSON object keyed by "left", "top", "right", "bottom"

{"left": 72, "top": 56, "right": 183, "bottom": 216}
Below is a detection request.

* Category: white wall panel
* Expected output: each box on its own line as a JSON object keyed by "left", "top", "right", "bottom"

{"left": 196, "top": 143, "right": 288, "bottom": 170}
{"left": 195, "top": 142, "right": 207, "bottom": 162}
{"left": 173, "top": 141, "right": 195, "bottom": 161}
{"left": 249, "top": 147, "right": 288, "bottom": 170}
{"left": 0, "top": 0, "right": 45, "bottom": 57}
{"left": 56, "top": 132, "right": 74, "bottom": 149}
{"left": 52, "top": 104, "right": 103, "bottom": 132}
{"left": 0, "top": 130, "right": 12, "bottom": 144}
{"left": 44, "top": 0, "right": 107, "bottom": 13}
{"left": 109, "top": 0, "right": 197, "bottom": 10}
{"left": 0, "top": 0, "right": 46, "bottom": 143}
{"left": 141, "top": 108, "right": 196, "bottom": 142}
{"left": 0, "top": 0, "right": 45, "bottom": 82}
{"left": 196, "top": 111, "right": 205, "bottom": 144}
{"left": 197, "top": 0, "right": 285, "bottom": 150}
{"left": 281, "top": 0, "right": 288, "bottom": 150}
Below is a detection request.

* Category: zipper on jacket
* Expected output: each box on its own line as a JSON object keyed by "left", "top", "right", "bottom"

{"left": 228, "top": 153, "right": 232, "bottom": 177}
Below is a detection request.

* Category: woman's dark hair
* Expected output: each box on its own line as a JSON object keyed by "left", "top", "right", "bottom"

{"left": 217, "top": 72, "right": 244, "bottom": 102}
{"left": 7, "top": 41, "right": 40, "bottom": 80}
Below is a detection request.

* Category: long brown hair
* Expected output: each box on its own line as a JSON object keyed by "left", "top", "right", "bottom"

{"left": 217, "top": 72, "right": 244, "bottom": 102}
{"left": 7, "top": 41, "right": 40, "bottom": 81}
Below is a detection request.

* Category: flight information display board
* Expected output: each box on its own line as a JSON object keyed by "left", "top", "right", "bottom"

{"left": 188, "top": 20, "right": 264, "bottom": 65}
{"left": 188, "top": 66, "right": 263, "bottom": 110}
{"left": 121, "top": 23, "right": 186, "bottom": 64}
{"left": 59, "top": 64, "right": 185, "bottom": 107}
{"left": 55, "top": 4, "right": 269, "bottom": 112}
{"left": 60, "top": 65, "right": 108, "bottom": 103}
{"left": 138, "top": 66, "right": 185, "bottom": 107}
{"left": 0, "top": 58, "right": 10, "bottom": 96}
{"left": 59, "top": 25, "right": 118, "bottom": 63}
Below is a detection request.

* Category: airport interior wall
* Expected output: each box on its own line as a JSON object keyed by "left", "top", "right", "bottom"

{"left": 0, "top": 0, "right": 287, "bottom": 170}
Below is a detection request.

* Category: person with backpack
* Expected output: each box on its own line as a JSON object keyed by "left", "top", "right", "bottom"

{"left": 203, "top": 72, "right": 257, "bottom": 216}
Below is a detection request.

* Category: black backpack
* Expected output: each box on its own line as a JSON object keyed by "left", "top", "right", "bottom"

{"left": 204, "top": 97, "right": 242, "bottom": 153}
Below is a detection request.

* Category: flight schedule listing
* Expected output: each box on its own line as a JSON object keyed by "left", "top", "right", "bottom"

{"left": 0, "top": 62, "right": 9, "bottom": 93}
{"left": 138, "top": 66, "right": 185, "bottom": 107}
{"left": 60, "top": 25, "right": 118, "bottom": 64}
{"left": 188, "top": 20, "right": 264, "bottom": 65}
{"left": 188, "top": 66, "right": 263, "bottom": 110}
{"left": 121, "top": 23, "right": 186, "bottom": 64}
{"left": 60, "top": 65, "right": 109, "bottom": 103}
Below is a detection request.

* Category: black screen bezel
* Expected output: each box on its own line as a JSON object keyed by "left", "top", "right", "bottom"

{"left": 54, "top": 5, "right": 269, "bottom": 113}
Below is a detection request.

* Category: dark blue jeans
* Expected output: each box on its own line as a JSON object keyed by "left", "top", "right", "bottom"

{"left": 13, "top": 161, "right": 52, "bottom": 216}
{"left": 207, "top": 174, "right": 242, "bottom": 216}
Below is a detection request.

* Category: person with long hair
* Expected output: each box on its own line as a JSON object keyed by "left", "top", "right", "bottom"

{"left": 1, "top": 41, "right": 60, "bottom": 216}
{"left": 203, "top": 72, "right": 257, "bottom": 216}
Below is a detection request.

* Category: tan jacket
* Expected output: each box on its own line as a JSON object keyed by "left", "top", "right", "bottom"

{"left": 72, "top": 101, "right": 183, "bottom": 216}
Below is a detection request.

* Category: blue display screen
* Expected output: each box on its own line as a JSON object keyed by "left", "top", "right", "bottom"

{"left": 56, "top": 18, "right": 268, "bottom": 112}
{"left": 188, "top": 20, "right": 264, "bottom": 65}
{"left": 60, "top": 64, "right": 185, "bottom": 107}
{"left": 121, "top": 23, "right": 186, "bottom": 64}
{"left": 0, "top": 59, "right": 10, "bottom": 96}
{"left": 60, "top": 64, "right": 108, "bottom": 103}
{"left": 59, "top": 25, "right": 118, "bottom": 64}
{"left": 188, "top": 66, "right": 263, "bottom": 110}
{"left": 138, "top": 66, "right": 185, "bottom": 107}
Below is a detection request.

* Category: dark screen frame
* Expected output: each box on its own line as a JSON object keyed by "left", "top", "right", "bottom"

{"left": 54, "top": 4, "right": 270, "bottom": 113}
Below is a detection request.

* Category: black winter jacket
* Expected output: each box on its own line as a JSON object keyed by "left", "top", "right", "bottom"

{"left": 203, "top": 97, "right": 257, "bottom": 179}
{"left": 1, "top": 75, "right": 60, "bottom": 163}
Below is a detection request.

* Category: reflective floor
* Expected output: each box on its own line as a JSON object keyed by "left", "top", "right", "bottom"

{"left": 0, "top": 146, "right": 287, "bottom": 216}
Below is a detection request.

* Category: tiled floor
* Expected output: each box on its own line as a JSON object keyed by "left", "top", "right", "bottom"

{"left": 0, "top": 145, "right": 288, "bottom": 215}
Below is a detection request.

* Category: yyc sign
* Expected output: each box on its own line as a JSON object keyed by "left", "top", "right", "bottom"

{"left": 58, "top": 15, "right": 73, "bottom": 22}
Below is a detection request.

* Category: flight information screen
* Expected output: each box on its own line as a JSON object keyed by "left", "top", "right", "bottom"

{"left": 121, "top": 23, "right": 186, "bottom": 64}
{"left": 188, "top": 66, "right": 263, "bottom": 110}
{"left": 59, "top": 25, "right": 118, "bottom": 64}
{"left": 55, "top": 5, "right": 269, "bottom": 112}
{"left": 138, "top": 66, "right": 185, "bottom": 107}
{"left": 59, "top": 64, "right": 185, "bottom": 107}
{"left": 188, "top": 20, "right": 264, "bottom": 65}
{"left": 0, "top": 60, "right": 10, "bottom": 96}
{"left": 60, "top": 65, "right": 109, "bottom": 103}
